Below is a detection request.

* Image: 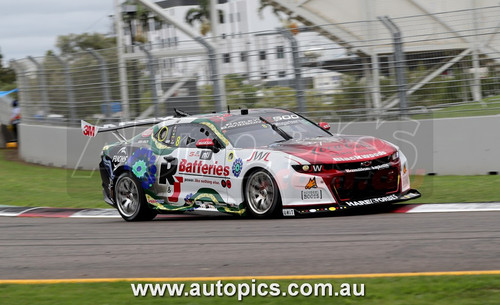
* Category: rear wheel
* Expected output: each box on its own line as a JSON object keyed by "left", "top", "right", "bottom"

{"left": 244, "top": 170, "right": 282, "bottom": 218}
{"left": 115, "top": 172, "right": 157, "bottom": 221}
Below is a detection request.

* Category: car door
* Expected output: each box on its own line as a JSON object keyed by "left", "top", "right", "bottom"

{"left": 161, "top": 123, "right": 229, "bottom": 209}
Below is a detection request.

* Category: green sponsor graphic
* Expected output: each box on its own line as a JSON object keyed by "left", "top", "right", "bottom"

{"left": 132, "top": 160, "right": 147, "bottom": 178}
{"left": 145, "top": 188, "right": 245, "bottom": 215}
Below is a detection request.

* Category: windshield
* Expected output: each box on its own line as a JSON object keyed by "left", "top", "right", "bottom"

{"left": 221, "top": 113, "right": 330, "bottom": 148}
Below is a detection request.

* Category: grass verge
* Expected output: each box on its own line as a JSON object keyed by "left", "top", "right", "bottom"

{"left": 0, "top": 149, "right": 106, "bottom": 209}
{"left": 1, "top": 149, "right": 499, "bottom": 208}
{"left": 410, "top": 174, "right": 500, "bottom": 203}
{"left": 0, "top": 275, "right": 498, "bottom": 305}
{"left": 412, "top": 96, "right": 500, "bottom": 120}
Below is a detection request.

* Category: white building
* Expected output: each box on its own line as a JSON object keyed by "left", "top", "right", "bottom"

{"left": 123, "top": 0, "right": 344, "bottom": 88}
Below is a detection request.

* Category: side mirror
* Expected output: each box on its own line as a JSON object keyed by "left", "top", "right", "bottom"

{"left": 196, "top": 138, "right": 215, "bottom": 149}
{"left": 318, "top": 122, "right": 331, "bottom": 131}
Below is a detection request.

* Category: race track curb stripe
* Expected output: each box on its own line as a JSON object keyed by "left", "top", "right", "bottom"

{"left": 0, "top": 270, "right": 499, "bottom": 284}
{"left": 0, "top": 202, "right": 500, "bottom": 218}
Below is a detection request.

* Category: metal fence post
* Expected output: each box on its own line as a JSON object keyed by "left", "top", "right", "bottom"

{"left": 137, "top": 44, "right": 159, "bottom": 116}
{"left": 9, "top": 60, "right": 28, "bottom": 121}
{"left": 195, "top": 37, "right": 225, "bottom": 112}
{"left": 379, "top": 16, "right": 408, "bottom": 118}
{"left": 135, "top": 0, "right": 226, "bottom": 112}
{"left": 86, "top": 49, "right": 113, "bottom": 119}
{"left": 27, "top": 56, "right": 50, "bottom": 116}
{"left": 52, "top": 54, "right": 77, "bottom": 126}
{"left": 279, "top": 28, "right": 306, "bottom": 113}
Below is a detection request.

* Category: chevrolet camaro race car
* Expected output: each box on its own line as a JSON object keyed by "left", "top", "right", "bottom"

{"left": 81, "top": 108, "right": 420, "bottom": 221}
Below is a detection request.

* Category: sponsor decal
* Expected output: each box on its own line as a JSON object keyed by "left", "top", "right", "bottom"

{"left": 221, "top": 118, "right": 261, "bottom": 130}
{"left": 232, "top": 158, "right": 243, "bottom": 177}
{"left": 246, "top": 151, "right": 270, "bottom": 162}
{"left": 126, "top": 148, "right": 157, "bottom": 190}
{"left": 81, "top": 121, "right": 98, "bottom": 137}
{"left": 158, "top": 156, "right": 183, "bottom": 202}
{"left": 311, "top": 141, "right": 375, "bottom": 155}
{"left": 112, "top": 155, "right": 127, "bottom": 163}
{"left": 189, "top": 151, "right": 201, "bottom": 158}
{"left": 305, "top": 177, "right": 318, "bottom": 189}
{"left": 179, "top": 159, "right": 230, "bottom": 177}
{"left": 333, "top": 151, "right": 387, "bottom": 162}
{"left": 197, "top": 139, "right": 213, "bottom": 146}
{"left": 311, "top": 164, "right": 323, "bottom": 172}
{"left": 344, "top": 194, "right": 399, "bottom": 207}
{"left": 301, "top": 189, "right": 322, "bottom": 200}
{"left": 117, "top": 147, "right": 127, "bottom": 155}
{"left": 282, "top": 209, "right": 295, "bottom": 217}
{"left": 146, "top": 194, "right": 164, "bottom": 205}
{"left": 142, "top": 128, "right": 153, "bottom": 138}
{"left": 200, "top": 150, "right": 213, "bottom": 160}
{"left": 344, "top": 163, "right": 390, "bottom": 173}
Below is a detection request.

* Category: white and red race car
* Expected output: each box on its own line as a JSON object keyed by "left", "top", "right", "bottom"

{"left": 81, "top": 108, "right": 420, "bottom": 221}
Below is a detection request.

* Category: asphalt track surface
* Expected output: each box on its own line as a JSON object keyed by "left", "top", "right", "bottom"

{"left": 1, "top": 211, "right": 499, "bottom": 280}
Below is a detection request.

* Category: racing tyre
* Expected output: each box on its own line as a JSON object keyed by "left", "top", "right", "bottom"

{"left": 115, "top": 172, "right": 157, "bottom": 221}
{"left": 244, "top": 169, "right": 282, "bottom": 218}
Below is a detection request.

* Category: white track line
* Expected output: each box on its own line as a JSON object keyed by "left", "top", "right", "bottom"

{"left": 0, "top": 207, "right": 40, "bottom": 217}
{"left": 69, "top": 209, "right": 121, "bottom": 218}
{"left": 405, "top": 202, "right": 500, "bottom": 213}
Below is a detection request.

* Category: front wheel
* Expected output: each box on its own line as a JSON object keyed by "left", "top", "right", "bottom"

{"left": 114, "top": 172, "right": 157, "bottom": 221}
{"left": 244, "top": 170, "right": 282, "bottom": 218}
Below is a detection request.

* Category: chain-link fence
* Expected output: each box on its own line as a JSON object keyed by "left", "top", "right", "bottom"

{"left": 10, "top": 5, "right": 500, "bottom": 126}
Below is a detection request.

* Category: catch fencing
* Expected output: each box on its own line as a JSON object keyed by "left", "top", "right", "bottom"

{"left": 10, "top": 5, "right": 500, "bottom": 126}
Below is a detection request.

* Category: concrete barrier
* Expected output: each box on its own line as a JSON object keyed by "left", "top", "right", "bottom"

{"left": 18, "top": 115, "right": 500, "bottom": 175}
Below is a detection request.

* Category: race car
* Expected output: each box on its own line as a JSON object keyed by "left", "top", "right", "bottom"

{"left": 81, "top": 108, "right": 420, "bottom": 221}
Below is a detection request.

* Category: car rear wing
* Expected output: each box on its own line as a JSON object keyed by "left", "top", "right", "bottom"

{"left": 81, "top": 117, "right": 172, "bottom": 142}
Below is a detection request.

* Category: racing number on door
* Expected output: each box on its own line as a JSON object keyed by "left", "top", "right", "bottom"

{"left": 159, "top": 156, "right": 183, "bottom": 202}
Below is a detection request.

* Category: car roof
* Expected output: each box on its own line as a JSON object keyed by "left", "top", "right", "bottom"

{"left": 156, "top": 108, "right": 292, "bottom": 127}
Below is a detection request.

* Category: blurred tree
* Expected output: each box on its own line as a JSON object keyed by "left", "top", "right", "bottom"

{"left": 258, "top": 0, "right": 299, "bottom": 34}
{"left": 200, "top": 74, "right": 260, "bottom": 112}
{"left": 56, "top": 33, "right": 116, "bottom": 55}
{"left": 254, "top": 86, "right": 296, "bottom": 109}
{"left": 0, "top": 52, "right": 16, "bottom": 91}
{"left": 122, "top": 0, "right": 152, "bottom": 43}
{"left": 185, "top": 0, "right": 224, "bottom": 36}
